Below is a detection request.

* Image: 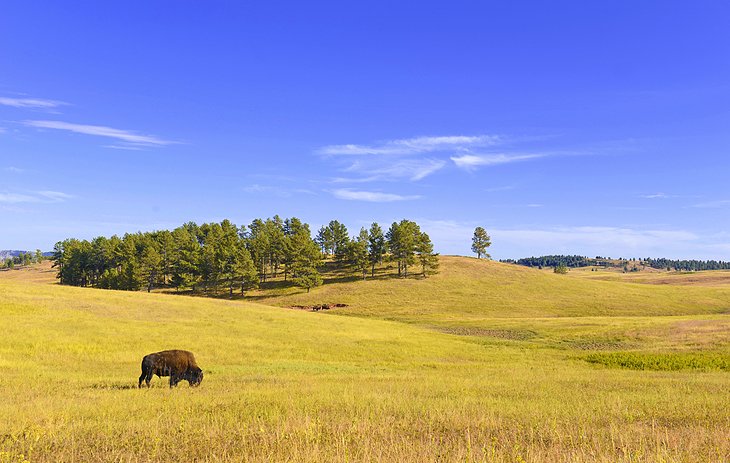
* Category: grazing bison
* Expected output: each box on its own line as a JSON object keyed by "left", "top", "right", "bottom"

{"left": 138, "top": 350, "right": 203, "bottom": 388}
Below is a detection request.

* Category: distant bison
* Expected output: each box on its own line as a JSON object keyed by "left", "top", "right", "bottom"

{"left": 138, "top": 350, "right": 203, "bottom": 388}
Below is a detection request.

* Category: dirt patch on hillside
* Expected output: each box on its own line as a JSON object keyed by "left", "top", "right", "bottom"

{"left": 434, "top": 327, "right": 537, "bottom": 341}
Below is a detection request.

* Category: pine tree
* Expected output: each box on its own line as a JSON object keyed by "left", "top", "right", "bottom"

{"left": 416, "top": 232, "right": 439, "bottom": 277}
{"left": 386, "top": 220, "right": 420, "bottom": 277}
{"left": 368, "top": 222, "right": 386, "bottom": 277}
{"left": 292, "top": 266, "right": 323, "bottom": 293}
{"left": 471, "top": 227, "right": 491, "bottom": 259}
{"left": 350, "top": 227, "right": 370, "bottom": 280}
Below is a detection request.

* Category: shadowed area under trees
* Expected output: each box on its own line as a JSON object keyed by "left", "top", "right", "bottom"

{"left": 51, "top": 217, "right": 439, "bottom": 296}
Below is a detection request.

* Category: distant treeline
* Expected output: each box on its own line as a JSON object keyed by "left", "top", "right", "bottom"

{"left": 501, "top": 255, "right": 730, "bottom": 271}
{"left": 501, "top": 255, "right": 592, "bottom": 268}
{"left": 3, "top": 250, "right": 45, "bottom": 269}
{"left": 644, "top": 258, "right": 730, "bottom": 271}
{"left": 51, "top": 217, "right": 439, "bottom": 296}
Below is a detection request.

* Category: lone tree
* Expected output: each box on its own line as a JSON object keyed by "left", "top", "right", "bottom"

{"left": 471, "top": 227, "right": 491, "bottom": 259}
{"left": 554, "top": 263, "right": 568, "bottom": 274}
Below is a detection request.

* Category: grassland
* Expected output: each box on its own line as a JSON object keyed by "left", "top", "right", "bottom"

{"left": 0, "top": 259, "right": 728, "bottom": 462}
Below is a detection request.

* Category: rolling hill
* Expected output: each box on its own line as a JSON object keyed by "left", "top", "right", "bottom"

{"left": 0, "top": 257, "right": 728, "bottom": 461}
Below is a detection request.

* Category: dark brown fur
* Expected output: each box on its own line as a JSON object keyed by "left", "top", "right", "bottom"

{"left": 138, "top": 350, "right": 203, "bottom": 388}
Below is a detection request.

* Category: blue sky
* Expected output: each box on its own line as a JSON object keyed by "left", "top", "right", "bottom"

{"left": 1, "top": 1, "right": 729, "bottom": 259}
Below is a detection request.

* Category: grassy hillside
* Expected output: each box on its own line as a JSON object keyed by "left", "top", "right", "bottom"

{"left": 1, "top": 261, "right": 728, "bottom": 462}
{"left": 251, "top": 256, "right": 730, "bottom": 322}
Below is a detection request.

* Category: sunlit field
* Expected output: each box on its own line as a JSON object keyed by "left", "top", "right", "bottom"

{"left": 1, "top": 259, "right": 728, "bottom": 462}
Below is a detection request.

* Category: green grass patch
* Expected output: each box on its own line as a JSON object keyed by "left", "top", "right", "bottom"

{"left": 434, "top": 326, "right": 537, "bottom": 340}
{"left": 584, "top": 351, "right": 730, "bottom": 371}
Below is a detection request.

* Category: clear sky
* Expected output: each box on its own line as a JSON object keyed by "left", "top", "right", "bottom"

{"left": 1, "top": 1, "right": 729, "bottom": 259}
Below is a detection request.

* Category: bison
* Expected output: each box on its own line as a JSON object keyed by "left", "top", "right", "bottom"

{"left": 138, "top": 350, "right": 203, "bottom": 388}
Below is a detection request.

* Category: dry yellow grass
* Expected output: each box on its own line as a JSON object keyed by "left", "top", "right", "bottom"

{"left": 1, "top": 260, "right": 728, "bottom": 462}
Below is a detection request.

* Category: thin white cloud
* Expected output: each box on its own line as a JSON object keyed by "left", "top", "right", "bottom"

{"left": 23, "top": 120, "right": 176, "bottom": 146}
{"left": 640, "top": 193, "right": 670, "bottom": 199}
{"left": 0, "top": 193, "right": 38, "bottom": 204}
{"left": 0, "top": 97, "right": 67, "bottom": 109}
{"left": 37, "top": 191, "right": 74, "bottom": 202}
{"left": 102, "top": 144, "right": 146, "bottom": 151}
{"left": 492, "top": 226, "right": 699, "bottom": 250}
{"left": 415, "top": 220, "right": 728, "bottom": 259}
{"left": 451, "top": 153, "right": 546, "bottom": 169}
{"left": 364, "top": 158, "right": 447, "bottom": 181}
{"left": 0, "top": 190, "right": 73, "bottom": 204}
{"left": 243, "top": 184, "right": 316, "bottom": 198}
{"left": 691, "top": 199, "right": 730, "bottom": 209}
{"left": 487, "top": 226, "right": 730, "bottom": 259}
{"left": 243, "top": 184, "right": 274, "bottom": 194}
{"left": 4, "top": 166, "right": 24, "bottom": 173}
{"left": 331, "top": 189, "right": 420, "bottom": 202}
{"left": 319, "top": 134, "right": 501, "bottom": 156}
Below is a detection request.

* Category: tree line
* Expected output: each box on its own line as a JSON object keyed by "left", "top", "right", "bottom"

{"left": 644, "top": 258, "right": 730, "bottom": 271}
{"left": 3, "top": 250, "right": 44, "bottom": 269}
{"left": 501, "top": 255, "right": 730, "bottom": 272}
{"left": 501, "top": 255, "right": 592, "bottom": 268}
{"left": 51, "top": 217, "right": 439, "bottom": 296}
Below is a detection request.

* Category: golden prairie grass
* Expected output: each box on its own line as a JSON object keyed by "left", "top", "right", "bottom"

{"left": 1, "top": 259, "right": 728, "bottom": 462}
{"left": 251, "top": 256, "right": 730, "bottom": 321}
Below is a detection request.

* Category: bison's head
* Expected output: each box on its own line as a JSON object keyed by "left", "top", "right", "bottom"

{"left": 187, "top": 367, "right": 203, "bottom": 387}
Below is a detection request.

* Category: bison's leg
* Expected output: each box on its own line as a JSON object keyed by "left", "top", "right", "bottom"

{"left": 169, "top": 374, "right": 178, "bottom": 388}
{"left": 144, "top": 369, "right": 153, "bottom": 387}
{"left": 138, "top": 370, "right": 146, "bottom": 388}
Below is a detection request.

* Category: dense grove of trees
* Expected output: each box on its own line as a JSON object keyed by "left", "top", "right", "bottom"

{"left": 645, "top": 258, "right": 730, "bottom": 271}
{"left": 503, "top": 255, "right": 593, "bottom": 268}
{"left": 3, "top": 250, "right": 44, "bottom": 269}
{"left": 51, "top": 217, "right": 439, "bottom": 295}
{"left": 502, "top": 255, "right": 730, "bottom": 272}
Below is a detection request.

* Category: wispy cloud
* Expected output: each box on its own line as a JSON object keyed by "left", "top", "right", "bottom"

{"left": 319, "top": 135, "right": 501, "bottom": 156}
{"left": 331, "top": 189, "right": 420, "bottom": 202}
{"left": 0, "top": 97, "right": 67, "bottom": 110}
{"left": 487, "top": 226, "right": 727, "bottom": 259}
{"left": 319, "top": 134, "right": 573, "bottom": 183}
{"left": 37, "top": 191, "right": 74, "bottom": 202}
{"left": 0, "top": 193, "right": 38, "bottom": 204}
{"left": 319, "top": 134, "right": 499, "bottom": 183}
{"left": 23, "top": 120, "right": 176, "bottom": 147}
{"left": 102, "top": 144, "right": 147, "bottom": 151}
{"left": 335, "top": 158, "right": 447, "bottom": 182}
{"left": 4, "top": 166, "right": 25, "bottom": 173}
{"left": 0, "top": 190, "right": 73, "bottom": 204}
{"left": 691, "top": 199, "right": 730, "bottom": 209}
{"left": 451, "top": 153, "right": 546, "bottom": 170}
{"left": 243, "top": 184, "right": 315, "bottom": 198}
{"left": 415, "top": 219, "right": 728, "bottom": 259}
